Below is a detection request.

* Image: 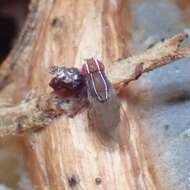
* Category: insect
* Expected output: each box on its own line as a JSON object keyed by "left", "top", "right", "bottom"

{"left": 49, "top": 58, "right": 121, "bottom": 145}
{"left": 81, "top": 58, "right": 120, "bottom": 145}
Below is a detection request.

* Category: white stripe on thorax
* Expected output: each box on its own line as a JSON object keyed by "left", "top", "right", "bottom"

{"left": 85, "top": 63, "right": 90, "bottom": 74}
{"left": 94, "top": 58, "right": 108, "bottom": 100}
{"left": 85, "top": 63, "right": 102, "bottom": 101}
{"left": 90, "top": 73, "right": 102, "bottom": 101}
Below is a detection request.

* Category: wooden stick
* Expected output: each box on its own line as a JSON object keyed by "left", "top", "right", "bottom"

{"left": 108, "top": 33, "right": 190, "bottom": 88}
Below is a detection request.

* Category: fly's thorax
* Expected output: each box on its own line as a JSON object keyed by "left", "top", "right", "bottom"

{"left": 81, "top": 58, "right": 110, "bottom": 102}
{"left": 85, "top": 72, "right": 110, "bottom": 102}
{"left": 81, "top": 58, "right": 105, "bottom": 74}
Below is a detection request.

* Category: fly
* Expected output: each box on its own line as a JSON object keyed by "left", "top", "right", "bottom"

{"left": 81, "top": 58, "right": 120, "bottom": 145}
{"left": 49, "top": 58, "right": 121, "bottom": 145}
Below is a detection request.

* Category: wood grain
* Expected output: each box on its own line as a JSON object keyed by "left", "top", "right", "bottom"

{"left": 20, "top": 0, "right": 154, "bottom": 189}
{"left": 3, "top": 0, "right": 190, "bottom": 189}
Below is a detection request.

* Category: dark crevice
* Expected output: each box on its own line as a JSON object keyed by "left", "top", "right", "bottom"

{"left": 0, "top": 0, "right": 30, "bottom": 63}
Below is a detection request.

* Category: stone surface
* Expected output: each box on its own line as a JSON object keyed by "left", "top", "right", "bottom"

{"left": 131, "top": 0, "right": 190, "bottom": 189}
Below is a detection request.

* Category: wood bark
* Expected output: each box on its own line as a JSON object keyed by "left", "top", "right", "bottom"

{"left": 26, "top": 1, "right": 148, "bottom": 189}
{"left": 0, "top": 0, "right": 190, "bottom": 190}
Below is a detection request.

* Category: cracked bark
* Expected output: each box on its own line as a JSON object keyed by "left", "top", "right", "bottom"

{"left": 0, "top": 0, "right": 189, "bottom": 189}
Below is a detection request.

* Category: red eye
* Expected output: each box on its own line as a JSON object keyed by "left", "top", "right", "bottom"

{"left": 81, "top": 64, "right": 89, "bottom": 76}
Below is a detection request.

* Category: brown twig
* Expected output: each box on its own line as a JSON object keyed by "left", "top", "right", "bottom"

{"left": 108, "top": 33, "right": 190, "bottom": 88}
{"left": 0, "top": 92, "right": 87, "bottom": 136}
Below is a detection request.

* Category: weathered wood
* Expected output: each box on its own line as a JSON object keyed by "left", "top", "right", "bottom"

{"left": 23, "top": 0, "right": 154, "bottom": 189}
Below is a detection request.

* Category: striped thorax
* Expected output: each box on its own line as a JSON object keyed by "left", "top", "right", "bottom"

{"left": 81, "top": 58, "right": 110, "bottom": 102}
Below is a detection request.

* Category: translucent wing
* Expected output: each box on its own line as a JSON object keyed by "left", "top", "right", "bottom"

{"left": 88, "top": 83, "right": 121, "bottom": 146}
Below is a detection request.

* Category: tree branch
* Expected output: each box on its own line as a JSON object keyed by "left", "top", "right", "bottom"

{"left": 108, "top": 33, "right": 190, "bottom": 88}
{"left": 0, "top": 33, "right": 189, "bottom": 136}
{"left": 0, "top": 93, "right": 87, "bottom": 136}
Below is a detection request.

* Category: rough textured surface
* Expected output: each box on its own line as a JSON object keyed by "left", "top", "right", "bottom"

{"left": 0, "top": 0, "right": 154, "bottom": 190}
{"left": 0, "top": 0, "right": 189, "bottom": 190}
{"left": 130, "top": 0, "right": 190, "bottom": 189}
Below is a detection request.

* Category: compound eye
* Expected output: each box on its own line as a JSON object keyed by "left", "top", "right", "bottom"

{"left": 81, "top": 64, "right": 89, "bottom": 76}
